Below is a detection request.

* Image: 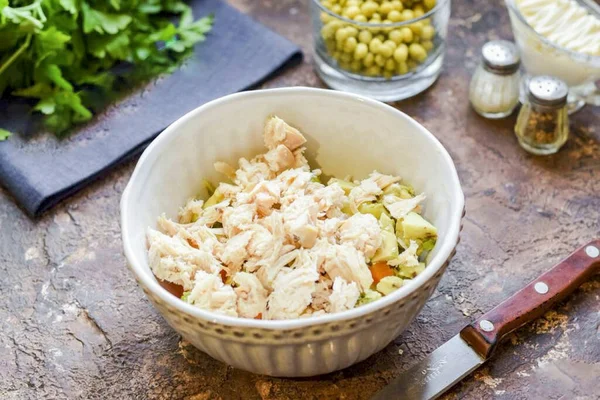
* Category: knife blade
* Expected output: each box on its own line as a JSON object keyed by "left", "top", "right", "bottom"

{"left": 372, "top": 240, "right": 600, "bottom": 400}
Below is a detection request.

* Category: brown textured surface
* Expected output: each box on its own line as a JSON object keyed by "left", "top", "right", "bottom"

{"left": 1, "top": 0, "right": 599, "bottom": 399}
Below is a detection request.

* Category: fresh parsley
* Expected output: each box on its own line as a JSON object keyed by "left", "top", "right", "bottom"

{"left": 0, "top": 0, "right": 213, "bottom": 136}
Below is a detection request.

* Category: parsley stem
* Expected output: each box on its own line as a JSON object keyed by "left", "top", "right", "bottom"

{"left": 0, "top": 34, "right": 31, "bottom": 78}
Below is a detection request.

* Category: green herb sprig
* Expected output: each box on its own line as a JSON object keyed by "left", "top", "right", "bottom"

{"left": 0, "top": 0, "right": 213, "bottom": 137}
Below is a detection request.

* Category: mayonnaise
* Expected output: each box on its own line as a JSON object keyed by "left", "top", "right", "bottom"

{"left": 516, "top": 0, "right": 600, "bottom": 56}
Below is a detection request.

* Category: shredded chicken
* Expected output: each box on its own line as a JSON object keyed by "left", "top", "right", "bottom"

{"left": 328, "top": 277, "right": 360, "bottom": 313}
{"left": 266, "top": 266, "right": 319, "bottom": 320}
{"left": 337, "top": 213, "right": 382, "bottom": 259}
{"left": 321, "top": 243, "right": 374, "bottom": 291}
{"left": 389, "top": 240, "right": 420, "bottom": 267}
{"left": 147, "top": 116, "right": 435, "bottom": 320}
{"left": 233, "top": 272, "right": 268, "bottom": 318}
{"left": 369, "top": 171, "right": 401, "bottom": 189}
{"left": 383, "top": 193, "right": 426, "bottom": 219}
{"left": 264, "top": 116, "right": 307, "bottom": 151}
{"left": 187, "top": 271, "right": 238, "bottom": 317}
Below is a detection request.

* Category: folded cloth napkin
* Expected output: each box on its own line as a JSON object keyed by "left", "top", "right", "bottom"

{"left": 0, "top": 0, "right": 302, "bottom": 217}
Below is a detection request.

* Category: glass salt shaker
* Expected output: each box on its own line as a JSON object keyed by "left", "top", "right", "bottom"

{"left": 515, "top": 76, "right": 569, "bottom": 155}
{"left": 469, "top": 40, "right": 521, "bottom": 119}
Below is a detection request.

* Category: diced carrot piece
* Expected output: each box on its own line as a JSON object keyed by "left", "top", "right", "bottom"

{"left": 158, "top": 279, "right": 184, "bottom": 298}
{"left": 369, "top": 262, "right": 394, "bottom": 285}
{"left": 219, "top": 270, "right": 227, "bottom": 282}
{"left": 255, "top": 313, "right": 262, "bottom": 320}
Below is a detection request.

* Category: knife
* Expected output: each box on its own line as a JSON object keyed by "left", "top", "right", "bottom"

{"left": 372, "top": 240, "right": 600, "bottom": 400}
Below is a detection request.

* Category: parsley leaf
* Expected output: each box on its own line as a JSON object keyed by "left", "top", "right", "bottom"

{"left": 0, "top": 128, "right": 11, "bottom": 141}
{"left": 0, "top": 0, "right": 213, "bottom": 135}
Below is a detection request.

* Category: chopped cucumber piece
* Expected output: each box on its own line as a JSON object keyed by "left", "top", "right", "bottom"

{"left": 203, "top": 188, "right": 224, "bottom": 209}
{"left": 372, "top": 230, "right": 399, "bottom": 263}
{"left": 376, "top": 276, "right": 404, "bottom": 295}
{"left": 379, "top": 212, "right": 395, "bottom": 233}
{"left": 357, "top": 289, "right": 383, "bottom": 305}
{"left": 402, "top": 212, "right": 437, "bottom": 241}
{"left": 328, "top": 178, "right": 357, "bottom": 195}
{"left": 384, "top": 183, "right": 415, "bottom": 199}
{"left": 358, "top": 202, "right": 386, "bottom": 219}
{"left": 395, "top": 263, "right": 426, "bottom": 279}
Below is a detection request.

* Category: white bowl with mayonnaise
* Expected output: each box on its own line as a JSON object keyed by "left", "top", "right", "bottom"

{"left": 506, "top": 0, "right": 600, "bottom": 104}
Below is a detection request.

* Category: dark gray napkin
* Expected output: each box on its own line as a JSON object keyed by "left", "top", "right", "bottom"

{"left": 0, "top": 0, "right": 302, "bottom": 217}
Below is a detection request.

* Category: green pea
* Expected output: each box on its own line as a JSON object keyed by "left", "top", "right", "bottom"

{"left": 363, "top": 52, "right": 375, "bottom": 67}
{"left": 358, "top": 30, "right": 373, "bottom": 43}
{"left": 396, "top": 61, "right": 408, "bottom": 74}
{"left": 382, "top": 20, "right": 393, "bottom": 32}
{"left": 354, "top": 42, "right": 369, "bottom": 59}
{"left": 350, "top": 59, "right": 362, "bottom": 72}
{"left": 335, "top": 27, "right": 351, "bottom": 42}
{"left": 424, "top": 0, "right": 437, "bottom": 9}
{"left": 413, "top": 5, "right": 425, "bottom": 16}
{"left": 326, "top": 39, "right": 337, "bottom": 52}
{"left": 421, "top": 25, "right": 435, "bottom": 40}
{"left": 369, "top": 37, "right": 383, "bottom": 53}
{"left": 379, "top": 43, "right": 394, "bottom": 58}
{"left": 339, "top": 60, "right": 351, "bottom": 70}
{"left": 321, "top": 20, "right": 343, "bottom": 39}
{"left": 385, "top": 58, "right": 396, "bottom": 71}
{"left": 401, "top": 9, "right": 415, "bottom": 21}
{"left": 379, "top": 1, "right": 393, "bottom": 16}
{"left": 346, "top": 26, "right": 359, "bottom": 37}
{"left": 409, "top": 43, "right": 427, "bottom": 62}
{"left": 332, "top": 4, "right": 342, "bottom": 14}
{"left": 376, "top": 34, "right": 386, "bottom": 41}
{"left": 400, "top": 26, "right": 413, "bottom": 42}
{"left": 320, "top": 12, "right": 333, "bottom": 24}
{"left": 371, "top": 12, "right": 382, "bottom": 20}
{"left": 344, "top": 36, "right": 358, "bottom": 52}
{"left": 421, "top": 40, "right": 433, "bottom": 51}
{"left": 409, "top": 22, "right": 423, "bottom": 36}
{"left": 353, "top": 14, "right": 368, "bottom": 22}
{"left": 407, "top": 59, "right": 418, "bottom": 70}
{"left": 375, "top": 53, "right": 386, "bottom": 67}
{"left": 389, "top": 29, "right": 403, "bottom": 44}
{"left": 340, "top": 52, "right": 353, "bottom": 62}
{"left": 365, "top": 65, "right": 382, "bottom": 76}
{"left": 391, "top": 0, "right": 404, "bottom": 11}
{"left": 384, "top": 40, "right": 397, "bottom": 50}
{"left": 360, "top": 1, "right": 379, "bottom": 17}
{"left": 388, "top": 10, "right": 403, "bottom": 22}
{"left": 393, "top": 43, "right": 408, "bottom": 62}
{"left": 343, "top": 5, "right": 361, "bottom": 19}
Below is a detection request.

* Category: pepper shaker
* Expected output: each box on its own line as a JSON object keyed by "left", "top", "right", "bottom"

{"left": 469, "top": 40, "right": 521, "bottom": 119}
{"left": 515, "top": 76, "right": 569, "bottom": 155}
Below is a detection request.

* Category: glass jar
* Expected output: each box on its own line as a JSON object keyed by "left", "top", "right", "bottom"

{"left": 469, "top": 40, "right": 521, "bottom": 118}
{"left": 515, "top": 76, "right": 569, "bottom": 155}
{"left": 310, "top": 0, "right": 451, "bottom": 102}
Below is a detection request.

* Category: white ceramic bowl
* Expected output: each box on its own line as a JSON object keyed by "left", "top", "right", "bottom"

{"left": 121, "top": 87, "right": 464, "bottom": 377}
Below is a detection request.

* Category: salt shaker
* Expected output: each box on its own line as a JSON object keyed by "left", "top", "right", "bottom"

{"left": 469, "top": 40, "right": 521, "bottom": 118}
{"left": 515, "top": 76, "right": 569, "bottom": 155}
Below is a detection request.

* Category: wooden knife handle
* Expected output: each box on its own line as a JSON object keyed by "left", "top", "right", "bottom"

{"left": 460, "top": 240, "right": 600, "bottom": 359}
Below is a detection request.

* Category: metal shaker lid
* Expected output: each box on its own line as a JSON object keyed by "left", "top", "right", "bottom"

{"left": 528, "top": 75, "right": 569, "bottom": 107}
{"left": 481, "top": 40, "right": 520, "bottom": 75}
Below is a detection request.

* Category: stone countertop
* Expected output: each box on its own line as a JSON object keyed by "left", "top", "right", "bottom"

{"left": 1, "top": 0, "right": 599, "bottom": 399}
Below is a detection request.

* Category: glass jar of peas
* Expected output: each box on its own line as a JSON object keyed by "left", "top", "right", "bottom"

{"left": 310, "top": 0, "right": 451, "bottom": 101}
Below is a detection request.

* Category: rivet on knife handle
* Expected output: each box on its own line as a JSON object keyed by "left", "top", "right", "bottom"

{"left": 459, "top": 240, "right": 600, "bottom": 359}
